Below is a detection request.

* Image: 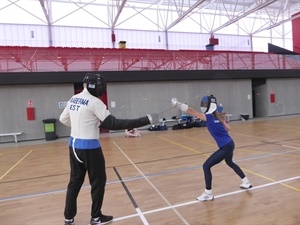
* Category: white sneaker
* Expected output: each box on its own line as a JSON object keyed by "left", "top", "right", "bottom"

{"left": 196, "top": 192, "right": 214, "bottom": 201}
{"left": 240, "top": 182, "right": 252, "bottom": 189}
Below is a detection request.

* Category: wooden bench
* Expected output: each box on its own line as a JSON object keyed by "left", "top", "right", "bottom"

{"left": 0, "top": 132, "right": 22, "bottom": 143}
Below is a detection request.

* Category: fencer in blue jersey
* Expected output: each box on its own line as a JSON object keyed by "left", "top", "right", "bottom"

{"left": 171, "top": 95, "right": 252, "bottom": 202}
{"left": 60, "top": 73, "right": 158, "bottom": 225}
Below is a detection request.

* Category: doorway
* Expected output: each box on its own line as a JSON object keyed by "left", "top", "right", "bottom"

{"left": 252, "top": 78, "right": 267, "bottom": 118}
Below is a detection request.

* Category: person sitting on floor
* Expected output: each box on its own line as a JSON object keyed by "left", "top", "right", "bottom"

{"left": 125, "top": 128, "right": 141, "bottom": 138}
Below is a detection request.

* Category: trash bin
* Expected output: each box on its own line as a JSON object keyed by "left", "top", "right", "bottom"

{"left": 42, "top": 118, "right": 57, "bottom": 141}
{"left": 205, "top": 44, "right": 214, "bottom": 50}
{"left": 241, "top": 114, "right": 249, "bottom": 121}
{"left": 118, "top": 41, "right": 126, "bottom": 48}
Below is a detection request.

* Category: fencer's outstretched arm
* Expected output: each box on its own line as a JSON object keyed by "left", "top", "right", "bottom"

{"left": 171, "top": 98, "right": 230, "bottom": 131}
{"left": 171, "top": 98, "right": 206, "bottom": 121}
{"left": 99, "top": 114, "right": 158, "bottom": 130}
{"left": 186, "top": 107, "right": 207, "bottom": 121}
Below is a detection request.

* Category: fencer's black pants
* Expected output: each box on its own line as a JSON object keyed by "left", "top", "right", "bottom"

{"left": 203, "top": 140, "right": 245, "bottom": 190}
{"left": 64, "top": 146, "right": 107, "bottom": 220}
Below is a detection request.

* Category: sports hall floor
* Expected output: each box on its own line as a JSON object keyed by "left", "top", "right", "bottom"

{"left": 0, "top": 115, "right": 299, "bottom": 225}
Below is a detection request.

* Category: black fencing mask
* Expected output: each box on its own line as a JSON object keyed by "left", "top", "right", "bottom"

{"left": 83, "top": 73, "right": 106, "bottom": 97}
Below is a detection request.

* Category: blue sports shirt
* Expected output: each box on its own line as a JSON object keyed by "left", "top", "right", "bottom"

{"left": 205, "top": 114, "right": 232, "bottom": 148}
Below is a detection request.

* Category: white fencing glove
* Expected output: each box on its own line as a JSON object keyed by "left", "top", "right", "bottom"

{"left": 171, "top": 98, "right": 188, "bottom": 112}
{"left": 147, "top": 114, "right": 159, "bottom": 125}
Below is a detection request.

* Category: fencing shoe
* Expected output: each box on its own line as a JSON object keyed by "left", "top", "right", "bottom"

{"left": 90, "top": 214, "right": 113, "bottom": 225}
{"left": 196, "top": 190, "right": 214, "bottom": 202}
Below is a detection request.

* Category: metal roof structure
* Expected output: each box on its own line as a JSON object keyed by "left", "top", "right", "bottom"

{"left": 1, "top": 1, "right": 300, "bottom": 73}
{"left": 1, "top": 0, "right": 299, "bottom": 36}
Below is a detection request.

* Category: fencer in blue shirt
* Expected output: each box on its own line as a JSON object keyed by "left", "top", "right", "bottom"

{"left": 171, "top": 95, "right": 252, "bottom": 202}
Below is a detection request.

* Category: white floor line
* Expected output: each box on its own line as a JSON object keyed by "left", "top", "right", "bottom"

{"left": 112, "top": 213, "right": 139, "bottom": 222}
{"left": 113, "top": 176, "right": 300, "bottom": 223}
{"left": 215, "top": 176, "right": 300, "bottom": 199}
{"left": 235, "top": 149, "right": 300, "bottom": 162}
{"left": 136, "top": 208, "right": 149, "bottom": 225}
{"left": 281, "top": 144, "right": 300, "bottom": 150}
{"left": 113, "top": 141, "right": 190, "bottom": 225}
{"left": 1, "top": 149, "right": 298, "bottom": 202}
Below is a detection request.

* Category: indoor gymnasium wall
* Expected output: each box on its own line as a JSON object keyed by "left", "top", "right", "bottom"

{"left": 106, "top": 79, "right": 252, "bottom": 122}
{"left": 1, "top": 79, "right": 252, "bottom": 143}
{"left": 0, "top": 84, "right": 73, "bottom": 143}
{"left": 267, "top": 78, "right": 300, "bottom": 116}
{"left": 1, "top": 78, "right": 298, "bottom": 143}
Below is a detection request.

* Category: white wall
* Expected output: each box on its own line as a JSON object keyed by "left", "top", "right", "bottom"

{"left": 0, "top": 24, "right": 251, "bottom": 51}
{"left": 0, "top": 24, "right": 49, "bottom": 46}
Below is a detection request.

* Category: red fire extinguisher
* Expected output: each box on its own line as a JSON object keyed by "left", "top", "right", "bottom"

{"left": 270, "top": 90, "right": 275, "bottom": 103}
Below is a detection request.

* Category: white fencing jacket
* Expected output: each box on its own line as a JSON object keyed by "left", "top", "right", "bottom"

{"left": 60, "top": 88, "right": 110, "bottom": 149}
{"left": 60, "top": 88, "right": 152, "bottom": 150}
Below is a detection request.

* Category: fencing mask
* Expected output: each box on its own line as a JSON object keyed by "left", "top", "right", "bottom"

{"left": 83, "top": 73, "right": 106, "bottom": 97}
{"left": 200, "top": 95, "right": 217, "bottom": 114}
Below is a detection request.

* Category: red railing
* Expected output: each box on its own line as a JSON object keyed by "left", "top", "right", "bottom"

{"left": 0, "top": 46, "right": 299, "bottom": 72}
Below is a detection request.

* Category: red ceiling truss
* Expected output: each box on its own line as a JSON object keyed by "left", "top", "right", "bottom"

{"left": 0, "top": 46, "right": 299, "bottom": 73}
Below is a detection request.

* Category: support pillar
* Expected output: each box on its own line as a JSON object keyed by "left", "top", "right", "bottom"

{"left": 292, "top": 12, "right": 300, "bottom": 54}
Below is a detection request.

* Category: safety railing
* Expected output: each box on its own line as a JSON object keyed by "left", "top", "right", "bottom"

{"left": 0, "top": 46, "right": 299, "bottom": 72}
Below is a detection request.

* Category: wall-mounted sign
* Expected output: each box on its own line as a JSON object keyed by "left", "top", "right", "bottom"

{"left": 58, "top": 101, "right": 68, "bottom": 109}
{"left": 27, "top": 100, "right": 33, "bottom": 107}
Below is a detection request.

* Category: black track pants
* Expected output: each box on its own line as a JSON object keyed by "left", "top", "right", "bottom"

{"left": 203, "top": 140, "right": 245, "bottom": 190}
{"left": 64, "top": 146, "right": 107, "bottom": 219}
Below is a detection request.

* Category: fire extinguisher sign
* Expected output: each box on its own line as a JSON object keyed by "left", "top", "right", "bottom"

{"left": 27, "top": 100, "right": 33, "bottom": 107}
{"left": 270, "top": 90, "right": 275, "bottom": 103}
